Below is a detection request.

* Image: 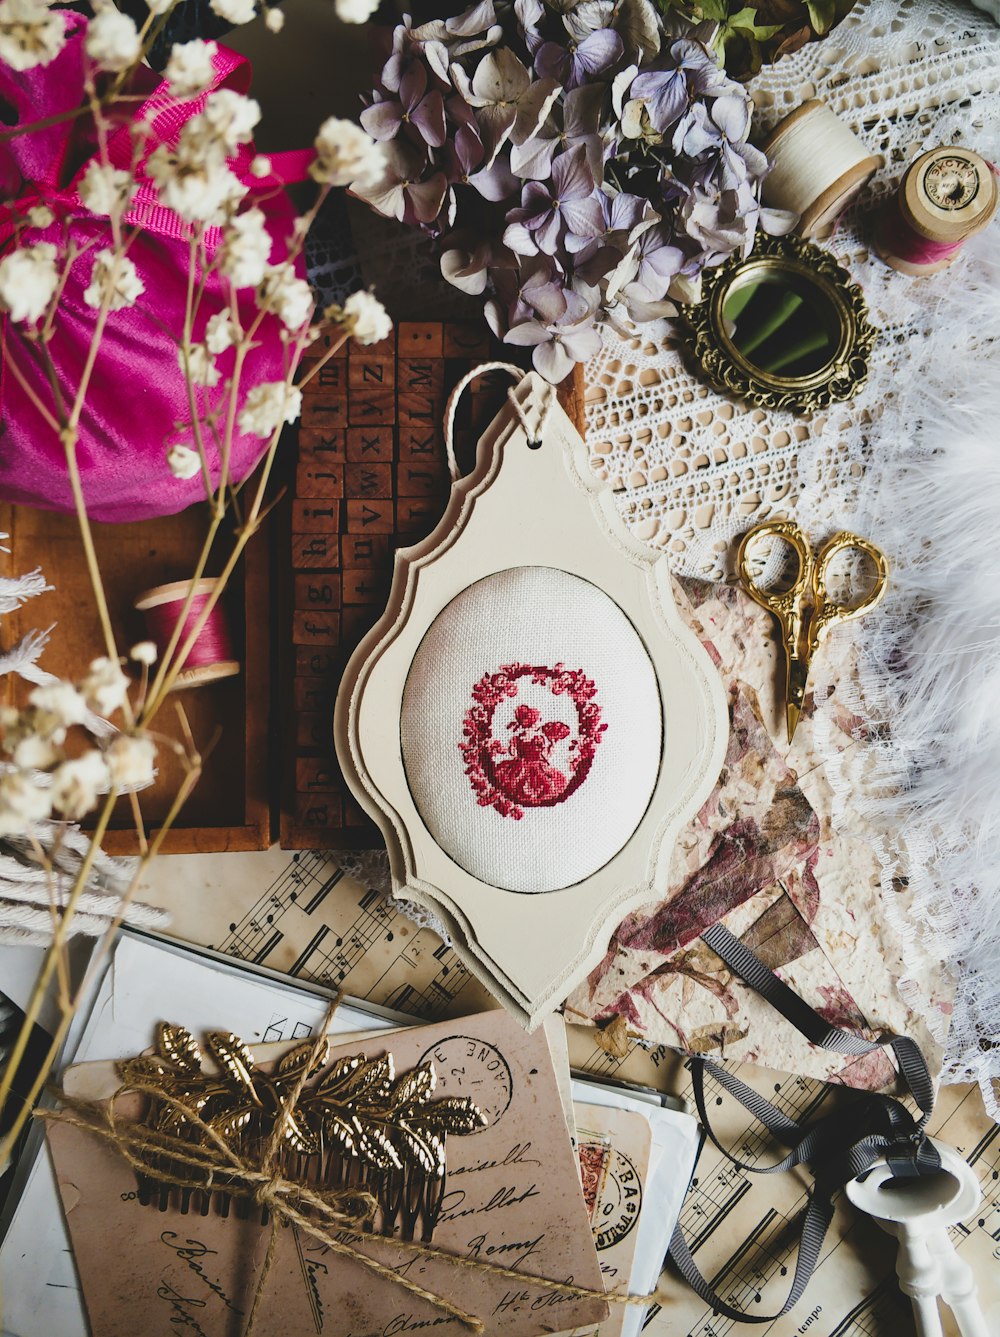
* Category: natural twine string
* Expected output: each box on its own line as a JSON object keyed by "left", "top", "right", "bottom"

{"left": 39, "top": 1017, "right": 669, "bottom": 1333}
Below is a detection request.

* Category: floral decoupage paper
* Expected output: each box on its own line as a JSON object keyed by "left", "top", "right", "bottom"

{"left": 565, "top": 580, "right": 950, "bottom": 1089}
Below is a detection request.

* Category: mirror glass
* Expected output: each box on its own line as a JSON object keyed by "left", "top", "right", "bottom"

{"left": 721, "top": 270, "right": 841, "bottom": 378}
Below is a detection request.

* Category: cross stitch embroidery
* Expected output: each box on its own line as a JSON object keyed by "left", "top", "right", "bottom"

{"left": 460, "top": 663, "right": 606, "bottom": 820}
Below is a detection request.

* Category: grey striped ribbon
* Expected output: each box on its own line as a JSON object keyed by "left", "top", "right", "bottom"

{"left": 668, "top": 920, "right": 940, "bottom": 1324}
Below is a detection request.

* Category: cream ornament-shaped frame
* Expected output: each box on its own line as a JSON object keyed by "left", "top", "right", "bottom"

{"left": 335, "top": 372, "right": 729, "bottom": 1028}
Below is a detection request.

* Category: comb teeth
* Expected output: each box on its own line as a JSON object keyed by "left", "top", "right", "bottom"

{"left": 133, "top": 1156, "right": 446, "bottom": 1241}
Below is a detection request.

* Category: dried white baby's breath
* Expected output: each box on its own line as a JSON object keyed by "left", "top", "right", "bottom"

{"left": 50, "top": 751, "right": 110, "bottom": 820}
{"left": 311, "top": 117, "right": 384, "bottom": 187}
{"left": 0, "top": 0, "right": 66, "bottom": 72}
{"left": 191, "top": 89, "right": 260, "bottom": 154}
{"left": 80, "top": 656, "right": 130, "bottom": 716}
{"left": 166, "top": 443, "right": 202, "bottom": 480}
{"left": 84, "top": 7, "right": 140, "bottom": 72}
{"left": 205, "top": 310, "right": 238, "bottom": 354}
{"left": 83, "top": 250, "right": 144, "bottom": 311}
{"left": 326, "top": 289, "right": 392, "bottom": 346}
{"left": 257, "top": 262, "right": 313, "bottom": 331}
{"left": 334, "top": 0, "right": 380, "bottom": 23}
{"left": 105, "top": 734, "right": 156, "bottom": 790}
{"left": 0, "top": 242, "right": 58, "bottom": 324}
{"left": 180, "top": 342, "right": 221, "bottom": 387}
{"left": 164, "top": 38, "right": 217, "bottom": 98}
{"left": 0, "top": 768, "right": 52, "bottom": 836}
{"left": 28, "top": 680, "right": 87, "bottom": 733}
{"left": 130, "top": 641, "right": 158, "bottom": 666}
{"left": 78, "top": 161, "right": 135, "bottom": 217}
{"left": 210, "top": 0, "right": 256, "bottom": 23}
{"left": 238, "top": 381, "right": 302, "bottom": 437}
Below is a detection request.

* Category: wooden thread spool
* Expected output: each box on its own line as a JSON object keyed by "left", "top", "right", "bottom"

{"left": 760, "top": 99, "right": 882, "bottom": 240}
{"left": 134, "top": 578, "right": 240, "bottom": 690}
{"left": 875, "top": 145, "right": 999, "bottom": 276}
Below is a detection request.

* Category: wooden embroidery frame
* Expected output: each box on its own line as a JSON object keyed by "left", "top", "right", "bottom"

{"left": 335, "top": 371, "right": 729, "bottom": 1027}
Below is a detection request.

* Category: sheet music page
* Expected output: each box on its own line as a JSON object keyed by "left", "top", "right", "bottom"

{"left": 141, "top": 845, "right": 496, "bottom": 1018}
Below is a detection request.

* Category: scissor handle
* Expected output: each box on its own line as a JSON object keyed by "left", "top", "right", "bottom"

{"left": 809, "top": 531, "right": 889, "bottom": 652}
{"left": 735, "top": 519, "right": 813, "bottom": 653}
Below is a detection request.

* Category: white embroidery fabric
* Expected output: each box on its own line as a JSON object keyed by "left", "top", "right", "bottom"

{"left": 400, "top": 567, "right": 662, "bottom": 893}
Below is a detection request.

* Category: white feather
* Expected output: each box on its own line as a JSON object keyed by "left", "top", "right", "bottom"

{"left": 840, "top": 229, "right": 1000, "bottom": 1118}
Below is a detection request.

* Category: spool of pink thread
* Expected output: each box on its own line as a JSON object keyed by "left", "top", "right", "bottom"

{"left": 876, "top": 146, "right": 999, "bottom": 276}
{"left": 134, "top": 579, "right": 240, "bottom": 690}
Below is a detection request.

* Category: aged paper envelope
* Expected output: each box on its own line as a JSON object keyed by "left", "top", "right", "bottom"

{"left": 47, "top": 1010, "right": 608, "bottom": 1337}
{"left": 565, "top": 1104, "right": 651, "bottom": 1337}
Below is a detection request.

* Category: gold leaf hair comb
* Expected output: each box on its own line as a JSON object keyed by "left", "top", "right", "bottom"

{"left": 117, "top": 1023, "right": 487, "bottom": 1241}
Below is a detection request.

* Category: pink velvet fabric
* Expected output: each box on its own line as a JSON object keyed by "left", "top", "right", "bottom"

{"left": 0, "top": 15, "right": 305, "bottom": 522}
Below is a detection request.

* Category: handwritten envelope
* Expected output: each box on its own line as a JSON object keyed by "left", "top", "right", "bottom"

{"left": 46, "top": 1010, "right": 608, "bottom": 1337}
{"left": 566, "top": 1104, "right": 652, "bottom": 1337}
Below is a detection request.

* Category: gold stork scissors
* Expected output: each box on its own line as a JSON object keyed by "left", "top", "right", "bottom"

{"left": 735, "top": 519, "right": 889, "bottom": 743}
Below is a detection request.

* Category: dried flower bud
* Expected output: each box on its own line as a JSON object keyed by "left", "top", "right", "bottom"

{"left": 238, "top": 382, "right": 302, "bottom": 438}
{"left": 26, "top": 204, "right": 53, "bottom": 229}
{"left": 130, "top": 641, "right": 158, "bottom": 666}
{"left": 210, "top": 0, "right": 256, "bottom": 24}
{"left": 0, "top": 242, "right": 58, "bottom": 324}
{"left": 325, "top": 290, "right": 392, "bottom": 347}
{"left": 78, "top": 162, "right": 136, "bottom": 217}
{"left": 12, "top": 734, "right": 58, "bottom": 770}
{"left": 51, "top": 751, "right": 110, "bottom": 820}
{"left": 0, "top": 768, "right": 52, "bottom": 835}
{"left": 105, "top": 734, "right": 156, "bottom": 790}
{"left": 0, "top": 0, "right": 67, "bottom": 72}
{"left": 164, "top": 38, "right": 218, "bottom": 99}
{"left": 28, "top": 681, "right": 87, "bottom": 734}
{"left": 311, "top": 117, "right": 384, "bottom": 188}
{"left": 167, "top": 444, "right": 202, "bottom": 480}
{"left": 81, "top": 656, "right": 130, "bottom": 716}
{"left": 84, "top": 7, "right": 141, "bottom": 73}
{"left": 83, "top": 249, "right": 144, "bottom": 312}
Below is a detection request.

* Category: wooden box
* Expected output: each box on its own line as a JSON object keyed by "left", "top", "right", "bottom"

{"left": 0, "top": 503, "right": 270, "bottom": 855}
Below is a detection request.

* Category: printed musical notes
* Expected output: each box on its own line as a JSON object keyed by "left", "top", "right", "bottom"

{"left": 208, "top": 849, "right": 494, "bottom": 1022}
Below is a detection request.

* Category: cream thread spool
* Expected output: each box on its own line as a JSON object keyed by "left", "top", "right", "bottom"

{"left": 760, "top": 99, "right": 882, "bottom": 240}
{"left": 134, "top": 578, "right": 240, "bottom": 690}
{"left": 875, "top": 145, "right": 1000, "bottom": 276}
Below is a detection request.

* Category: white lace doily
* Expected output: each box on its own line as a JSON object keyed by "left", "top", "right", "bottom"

{"left": 587, "top": 0, "right": 1000, "bottom": 580}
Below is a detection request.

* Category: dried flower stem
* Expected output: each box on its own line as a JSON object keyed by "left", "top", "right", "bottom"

{"left": 0, "top": 755, "right": 202, "bottom": 1165}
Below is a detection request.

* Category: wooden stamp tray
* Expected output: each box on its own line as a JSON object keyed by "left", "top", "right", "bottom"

{"left": 0, "top": 504, "right": 270, "bottom": 855}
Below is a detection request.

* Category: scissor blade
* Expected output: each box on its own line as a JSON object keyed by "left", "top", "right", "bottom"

{"left": 785, "top": 655, "right": 810, "bottom": 744}
{"left": 786, "top": 699, "right": 802, "bottom": 744}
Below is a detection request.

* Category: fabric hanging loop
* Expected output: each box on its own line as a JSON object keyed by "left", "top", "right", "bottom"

{"left": 668, "top": 920, "right": 941, "bottom": 1324}
{"left": 443, "top": 363, "right": 555, "bottom": 481}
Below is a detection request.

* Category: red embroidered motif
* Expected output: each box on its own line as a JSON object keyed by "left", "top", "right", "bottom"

{"left": 459, "top": 663, "right": 606, "bottom": 820}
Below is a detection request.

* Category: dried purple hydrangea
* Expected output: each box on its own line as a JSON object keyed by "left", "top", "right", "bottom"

{"left": 351, "top": 0, "right": 794, "bottom": 381}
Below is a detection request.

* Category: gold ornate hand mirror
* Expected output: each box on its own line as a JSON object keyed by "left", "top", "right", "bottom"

{"left": 685, "top": 235, "right": 876, "bottom": 413}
